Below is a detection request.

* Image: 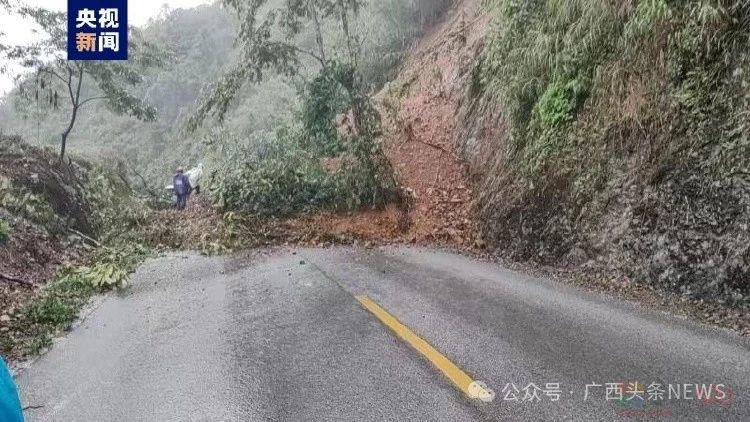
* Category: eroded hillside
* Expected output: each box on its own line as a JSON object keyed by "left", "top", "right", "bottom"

{"left": 376, "top": 0, "right": 488, "bottom": 247}
{"left": 375, "top": 0, "right": 747, "bottom": 330}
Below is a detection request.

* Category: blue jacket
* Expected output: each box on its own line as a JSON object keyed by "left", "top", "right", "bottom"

{"left": 173, "top": 173, "right": 191, "bottom": 196}
{"left": 0, "top": 358, "right": 23, "bottom": 422}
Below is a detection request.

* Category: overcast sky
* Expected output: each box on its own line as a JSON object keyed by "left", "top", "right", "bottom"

{"left": 0, "top": 0, "right": 213, "bottom": 96}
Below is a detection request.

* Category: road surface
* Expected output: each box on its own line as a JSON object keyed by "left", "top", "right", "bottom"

{"left": 17, "top": 247, "right": 750, "bottom": 421}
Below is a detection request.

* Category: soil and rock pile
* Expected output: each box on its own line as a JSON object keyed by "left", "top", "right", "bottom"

{"left": 0, "top": 136, "right": 92, "bottom": 345}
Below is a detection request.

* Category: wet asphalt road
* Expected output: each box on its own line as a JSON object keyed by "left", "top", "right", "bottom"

{"left": 16, "top": 247, "right": 750, "bottom": 421}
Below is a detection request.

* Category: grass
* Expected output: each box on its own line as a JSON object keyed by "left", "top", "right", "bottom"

{"left": 0, "top": 218, "right": 9, "bottom": 244}
{"left": 14, "top": 271, "right": 96, "bottom": 356}
{"left": 1, "top": 272, "right": 96, "bottom": 358}
{"left": 2, "top": 244, "right": 150, "bottom": 359}
{"left": 470, "top": 0, "right": 750, "bottom": 306}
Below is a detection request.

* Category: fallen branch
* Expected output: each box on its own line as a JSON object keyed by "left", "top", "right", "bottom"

{"left": 0, "top": 273, "right": 37, "bottom": 288}
{"left": 401, "top": 122, "right": 454, "bottom": 155}
{"left": 127, "top": 162, "right": 163, "bottom": 200}
{"left": 68, "top": 227, "right": 101, "bottom": 247}
{"left": 413, "top": 137, "right": 453, "bottom": 155}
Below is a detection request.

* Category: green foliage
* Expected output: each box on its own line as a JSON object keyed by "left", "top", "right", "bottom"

{"left": 190, "top": 0, "right": 364, "bottom": 128}
{"left": 472, "top": 0, "right": 750, "bottom": 305}
{"left": 0, "top": 218, "right": 9, "bottom": 244}
{"left": 85, "top": 166, "right": 151, "bottom": 243}
{"left": 480, "top": 0, "right": 621, "bottom": 163}
{"left": 0, "top": 189, "right": 60, "bottom": 228}
{"left": 300, "top": 63, "right": 351, "bottom": 155}
{"left": 195, "top": 0, "right": 401, "bottom": 219}
{"left": 22, "top": 270, "right": 96, "bottom": 332}
{"left": 0, "top": 5, "right": 167, "bottom": 159}
{"left": 73, "top": 264, "right": 129, "bottom": 290}
{"left": 210, "top": 65, "right": 395, "bottom": 217}
{"left": 211, "top": 129, "right": 335, "bottom": 216}
{"left": 536, "top": 78, "right": 585, "bottom": 128}
{"left": 14, "top": 241, "right": 148, "bottom": 356}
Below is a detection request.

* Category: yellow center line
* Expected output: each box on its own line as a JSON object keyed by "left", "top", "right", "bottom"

{"left": 356, "top": 295, "right": 494, "bottom": 402}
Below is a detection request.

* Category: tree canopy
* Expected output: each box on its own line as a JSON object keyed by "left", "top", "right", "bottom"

{"left": 0, "top": 5, "right": 166, "bottom": 159}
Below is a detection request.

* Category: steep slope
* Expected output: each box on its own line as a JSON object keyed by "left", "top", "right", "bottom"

{"left": 377, "top": 0, "right": 489, "bottom": 247}
{"left": 0, "top": 136, "right": 100, "bottom": 355}
{"left": 0, "top": 135, "right": 158, "bottom": 359}
{"left": 455, "top": 1, "right": 750, "bottom": 312}
{"left": 374, "top": 0, "right": 747, "bottom": 330}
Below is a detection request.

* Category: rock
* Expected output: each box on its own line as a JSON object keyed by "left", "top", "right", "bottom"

{"left": 0, "top": 314, "right": 11, "bottom": 322}
{"left": 300, "top": 260, "right": 306, "bottom": 265}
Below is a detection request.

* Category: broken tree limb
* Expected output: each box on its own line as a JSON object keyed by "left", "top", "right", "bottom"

{"left": 127, "top": 162, "right": 163, "bottom": 200}
{"left": 401, "top": 122, "right": 454, "bottom": 155}
{"left": 413, "top": 137, "right": 453, "bottom": 155}
{"left": 68, "top": 227, "right": 101, "bottom": 247}
{"left": 0, "top": 273, "right": 37, "bottom": 288}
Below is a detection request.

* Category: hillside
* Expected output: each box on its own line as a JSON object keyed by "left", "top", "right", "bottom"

{"left": 1, "top": 0, "right": 747, "bottom": 340}
{"left": 377, "top": 0, "right": 487, "bottom": 247}
{"left": 372, "top": 0, "right": 748, "bottom": 330}
{"left": 0, "top": 136, "right": 92, "bottom": 321}
{"left": 0, "top": 1, "right": 454, "bottom": 189}
{"left": 378, "top": 0, "right": 749, "bottom": 312}
{"left": 0, "top": 134, "right": 154, "bottom": 358}
{"left": 458, "top": 0, "right": 750, "bottom": 309}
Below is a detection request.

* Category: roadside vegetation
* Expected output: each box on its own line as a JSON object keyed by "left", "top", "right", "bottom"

{"left": 0, "top": 0, "right": 454, "bottom": 196}
{"left": 0, "top": 136, "right": 152, "bottom": 359}
{"left": 0, "top": 0, "right": 458, "bottom": 360}
{"left": 10, "top": 242, "right": 149, "bottom": 356}
{"left": 463, "top": 0, "right": 750, "bottom": 308}
{"left": 192, "top": 0, "right": 453, "bottom": 217}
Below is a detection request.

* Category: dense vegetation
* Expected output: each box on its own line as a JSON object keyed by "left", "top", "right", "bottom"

{"left": 463, "top": 0, "right": 750, "bottom": 306}
{"left": 0, "top": 135, "right": 150, "bottom": 356}
{"left": 0, "top": 1, "right": 459, "bottom": 357}
{"left": 0, "top": 0, "right": 454, "bottom": 206}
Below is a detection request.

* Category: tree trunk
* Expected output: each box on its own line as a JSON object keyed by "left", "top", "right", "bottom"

{"left": 337, "top": 0, "right": 356, "bottom": 67}
{"left": 60, "top": 132, "right": 67, "bottom": 161}
{"left": 60, "top": 106, "right": 78, "bottom": 161}
{"left": 309, "top": 3, "right": 326, "bottom": 63}
{"left": 59, "top": 64, "right": 84, "bottom": 161}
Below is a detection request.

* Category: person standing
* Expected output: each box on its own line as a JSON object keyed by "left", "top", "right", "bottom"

{"left": 0, "top": 357, "right": 23, "bottom": 422}
{"left": 173, "top": 167, "right": 191, "bottom": 210}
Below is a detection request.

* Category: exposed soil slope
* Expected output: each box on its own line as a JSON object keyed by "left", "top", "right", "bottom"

{"left": 375, "top": 0, "right": 489, "bottom": 248}
{"left": 257, "top": 0, "right": 488, "bottom": 247}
